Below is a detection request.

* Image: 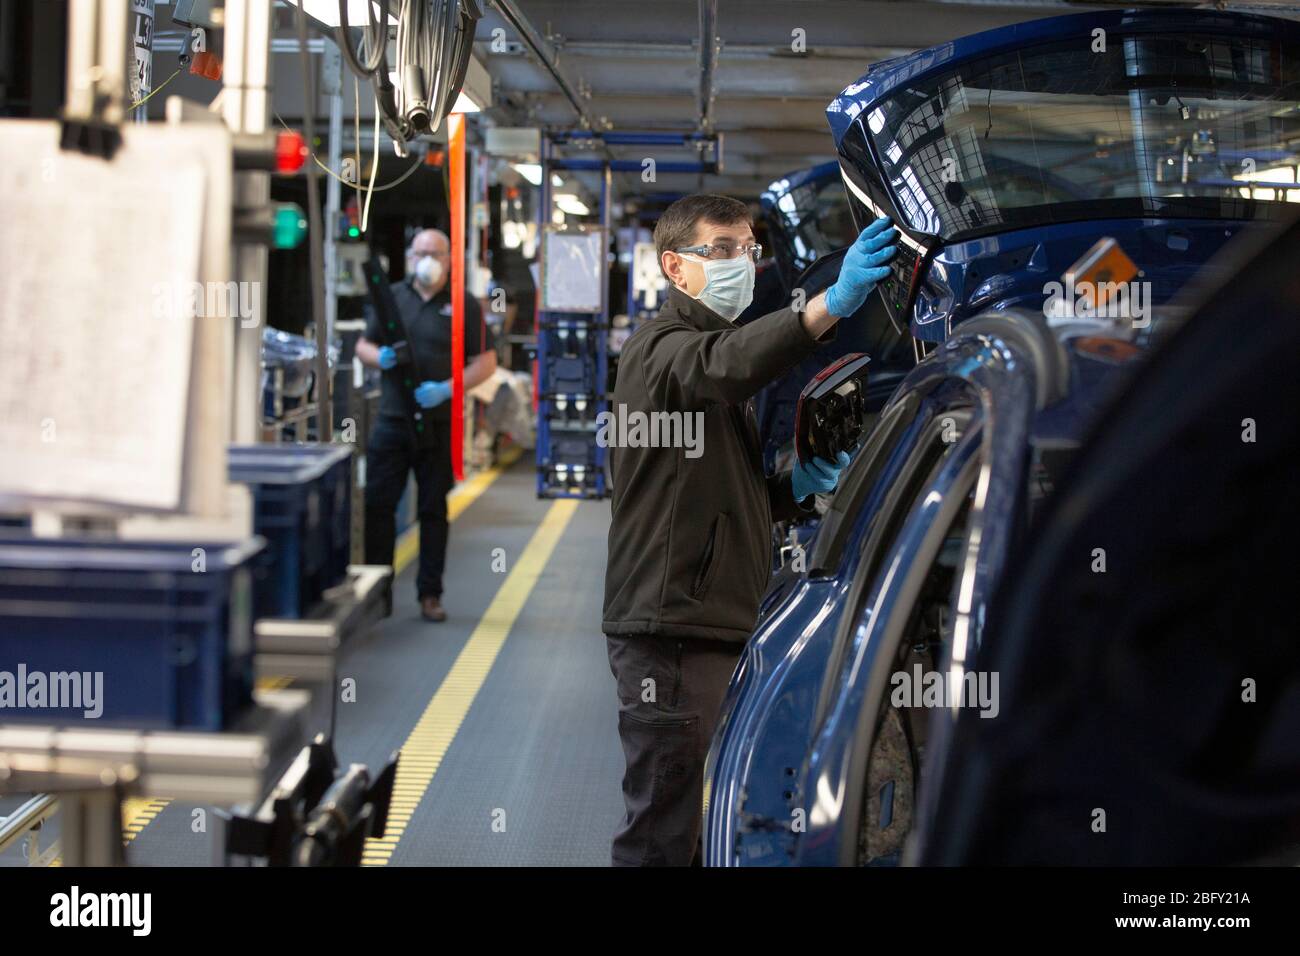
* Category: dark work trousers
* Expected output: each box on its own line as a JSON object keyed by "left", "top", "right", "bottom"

{"left": 606, "top": 633, "right": 743, "bottom": 866}
{"left": 364, "top": 414, "right": 454, "bottom": 601}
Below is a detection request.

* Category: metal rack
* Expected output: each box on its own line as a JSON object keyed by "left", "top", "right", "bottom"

{"left": 532, "top": 130, "right": 723, "bottom": 499}
{"left": 534, "top": 131, "right": 613, "bottom": 499}
{"left": 0, "top": 688, "right": 314, "bottom": 865}
{"left": 0, "top": 0, "right": 395, "bottom": 868}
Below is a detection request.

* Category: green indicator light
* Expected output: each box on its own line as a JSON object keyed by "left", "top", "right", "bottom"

{"left": 272, "top": 204, "right": 307, "bottom": 249}
{"left": 348, "top": 226, "right": 360, "bottom": 238}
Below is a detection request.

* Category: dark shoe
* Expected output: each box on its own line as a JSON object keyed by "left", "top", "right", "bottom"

{"left": 420, "top": 596, "right": 447, "bottom": 622}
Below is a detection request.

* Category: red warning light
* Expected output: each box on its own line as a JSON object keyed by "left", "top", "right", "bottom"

{"left": 275, "top": 130, "right": 308, "bottom": 175}
{"left": 190, "top": 51, "right": 223, "bottom": 81}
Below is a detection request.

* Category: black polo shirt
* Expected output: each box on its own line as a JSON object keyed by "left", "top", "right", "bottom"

{"left": 364, "top": 279, "right": 495, "bottom": 424}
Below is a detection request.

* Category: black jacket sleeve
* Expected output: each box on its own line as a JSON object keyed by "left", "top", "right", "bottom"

{"left": 640, "top": 306, "right": 828, "bottom": 412}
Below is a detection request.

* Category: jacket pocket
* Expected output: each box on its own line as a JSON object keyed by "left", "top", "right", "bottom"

{"left": 691, "top": 513, "right": 728, "bottom": 601}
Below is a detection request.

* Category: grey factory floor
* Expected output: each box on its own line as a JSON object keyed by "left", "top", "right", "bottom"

{"left": 0, "top": 458, "right": 626, "bottom": 867}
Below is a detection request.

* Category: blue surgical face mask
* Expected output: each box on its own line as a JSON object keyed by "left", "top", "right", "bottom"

{"left": 684, "top": 253, "right": 755, "bottom": 321}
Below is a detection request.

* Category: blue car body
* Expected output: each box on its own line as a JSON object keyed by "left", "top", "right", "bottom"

{"left": 705, "top": 7, "right": 1300, "bottom": 865}
{"left": 744, "top": 162, "right": 910, "bottom": 475}
{"left": 756, "top": 161, "right": 853, "bottom": 294}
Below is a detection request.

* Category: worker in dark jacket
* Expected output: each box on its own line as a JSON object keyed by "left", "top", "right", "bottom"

{"left": 602, "top": 194, "right": 896, "bottom": 865}
{"left": 356, "top": 228, "right": 497, "bottom": 623}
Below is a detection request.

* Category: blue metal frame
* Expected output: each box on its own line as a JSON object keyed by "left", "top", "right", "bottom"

{"left": 547, "top": 130, "right": 723, "bottom": 174}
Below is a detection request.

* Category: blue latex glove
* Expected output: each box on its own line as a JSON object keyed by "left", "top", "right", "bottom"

{"left": 377, "top": 345, "right": 398, "bottom": 370}
{"left": 824, "top": 217, "right": 898, "bottom": 318}
{"left": 792, "top": 450, "right": 851, "bottom": 502}
{"left": 414, "top": 380, "right": 452, "bottom": 409}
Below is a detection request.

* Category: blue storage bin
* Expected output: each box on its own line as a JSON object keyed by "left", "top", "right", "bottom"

{"left": 536, "top": 412, "right": 605, "bottom": 498}
{"left": 539, "top": 325, "right": 600, "bottom": 398}
{"left": 0, "top": 536, "right": 263, "bottom": 730}
{"left": 228, "top": 444, "right": 353, "bottom": 619}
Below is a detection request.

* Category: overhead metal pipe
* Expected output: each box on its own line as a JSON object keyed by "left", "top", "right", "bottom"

{"left": 552, "top": 130, "right": 717, "bottom": 147}
{"left": 697, "top": 0, "right": 718, "bottom": 132}
{"left": 487, "top": 0, "right": 601, "bottom": 131}
{"left": 551, "top": 158, "right": 718, "bottom": 175}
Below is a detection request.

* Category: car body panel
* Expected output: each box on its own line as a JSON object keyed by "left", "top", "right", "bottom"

{"left": 757, "top": 161, "right": 856, "bottom": 293}
{"left": 742, "top": 166, "right": 913, "bottom": 474}
{"left": 827, "top": 8, "right": 1300, "bottom": 340}
{"left": 826, "top": 9, "right": 1300, "bottom": 148}
{"left": 915, "top": 218, "right": 1244, "bottom": 343}
{"left": 913, "top": 212, "right": 1300, "bottom": 865}
{"left": 702, "top": 6, "right": 1300, "bottom": 865}
{"left": 708, "top": 312, "right": 1113, "bottom": 864}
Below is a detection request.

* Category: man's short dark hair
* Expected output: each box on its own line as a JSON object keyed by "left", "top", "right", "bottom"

{"left": 653, "top": 194, "right": 751, "bottom": 278}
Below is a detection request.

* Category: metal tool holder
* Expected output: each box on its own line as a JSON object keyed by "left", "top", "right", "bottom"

{"left": 0, "top": 688, "right": 314, "bottom": 866}
{"left": 223, "top": 734, "right": 398, "bottom": 866}
{"left": 254, "top": 563, "right": 393, "bottom": 738}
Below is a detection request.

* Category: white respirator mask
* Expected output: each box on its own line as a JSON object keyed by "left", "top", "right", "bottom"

{"left": 412, "top": 254, "right": 444, "bottom": 289}
{"left": 683, "top": 253, "right": 755, "bottom": 322}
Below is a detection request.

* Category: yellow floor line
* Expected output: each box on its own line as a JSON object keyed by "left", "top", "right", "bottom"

{"left": 47, "top": 796, "right": 171, "bottom": 866}
{"left": 363, "top": 497, "right": 579, "bottom": 866}
{"left": 121, "top": 797, "right": 170, "bottom": 842}
{"left": 394, "top": 445, "right": 524, "bottom": 574}
{"left": 48, "top": 446, "right": 529, "bottom": 864}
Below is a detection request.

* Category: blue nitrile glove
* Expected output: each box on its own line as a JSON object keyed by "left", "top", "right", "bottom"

{"left": 792, "top": 450, "right": 851, "bottom": 502}
{"left": 414, "top": 380, "right": 452, "bottom": 408}
{"left": 824, "top": 217, "right": 898, "bottom": 317}
{"left": 377, "top": 345, "right": 398, "bottom": 370}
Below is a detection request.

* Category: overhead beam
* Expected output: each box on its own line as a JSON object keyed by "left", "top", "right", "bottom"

{"left": 697, "top": 0, "right": 717, "bottom": 132}
{"left": 486, "top": 0, "right": 602, "bottom": 130}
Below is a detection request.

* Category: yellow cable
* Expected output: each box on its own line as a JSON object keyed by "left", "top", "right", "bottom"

{"left": 273, "top": 109, "right": 424, "bottom": 197}
{"left": 129, "top": 67, "right": 181, "bottom": 110}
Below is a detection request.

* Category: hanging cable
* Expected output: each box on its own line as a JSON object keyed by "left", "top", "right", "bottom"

{"left": 335, "top": 0, "right": 390, "bottom": 78}
{"left": 441, "top": 0, "right": 481, "bottom": 120}
{"left": 130, "top": 67, "right": 181, "bottom": 109}
{"left": 329, "top": 0, "right": 482, "bottom": 147}
{"left": 273, "top": 108, "right": 426, "bottom": 195}
{"left": 354, "top": 75, "right": 362, "bottom": 206}
{"left": 360, "top": 104, "right": 381, "bottom": 233}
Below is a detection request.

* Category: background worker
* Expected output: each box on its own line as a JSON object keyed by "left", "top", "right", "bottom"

{"left": 356, "top": 228, "right": 497, "bottom": 622}
{"left": 602, "top": 194, "right": 896, "bottom": 864}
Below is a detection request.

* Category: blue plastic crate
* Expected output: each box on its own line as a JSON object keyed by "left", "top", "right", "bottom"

{"left": 228, "top": 444, "right": 353, "bottom": 619}
{"left": 536, "top": 411, "right": 606, "bottom": 498}
{"left": 0, "top": 536, "right": 263, "bottom": 730}
{"left": 539, "top": 325, "right": 600, "bottom": 397}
